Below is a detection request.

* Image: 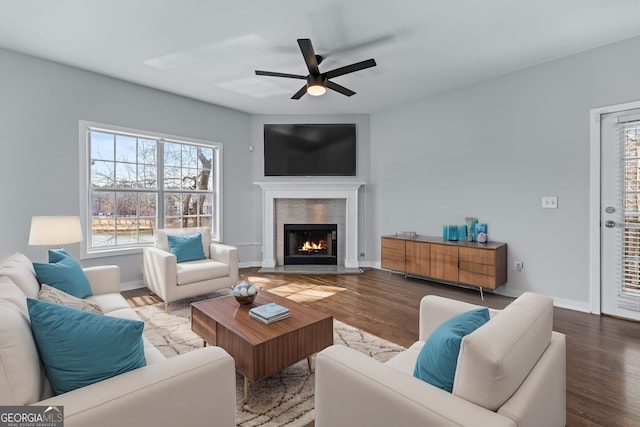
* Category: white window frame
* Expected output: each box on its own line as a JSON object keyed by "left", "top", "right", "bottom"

{"left": 79, "top": 120, "right": 223, "bottom": 259}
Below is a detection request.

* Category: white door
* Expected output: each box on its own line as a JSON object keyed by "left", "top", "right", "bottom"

{"left": 601, "top": 108, "right": 640, "bottom": 320}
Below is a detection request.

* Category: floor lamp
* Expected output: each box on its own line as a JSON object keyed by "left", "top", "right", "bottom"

{"left": 28, "top": 216, "right": 83, "bottom": 251}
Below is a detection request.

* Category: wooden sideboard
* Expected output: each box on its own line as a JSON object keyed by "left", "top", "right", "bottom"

{"left": 381, "top": 235, "right": 507, "bottom": 298}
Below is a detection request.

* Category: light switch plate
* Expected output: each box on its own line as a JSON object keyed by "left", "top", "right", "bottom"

{"left": 542, "top": 196, "right": 558, "bottom": 208}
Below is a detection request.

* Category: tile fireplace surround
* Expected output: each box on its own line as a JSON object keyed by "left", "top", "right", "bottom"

{"left": 255, "top": 181, "right": 364, "bottom": 269}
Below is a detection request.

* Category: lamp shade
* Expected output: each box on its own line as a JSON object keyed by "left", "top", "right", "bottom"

{"left": 28, "top": 216, "right": 83, "bottom": 246}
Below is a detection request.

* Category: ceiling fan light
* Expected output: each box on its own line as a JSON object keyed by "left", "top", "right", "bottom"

{"left": 307, "top": 83, "right": 326, "bottom": 96}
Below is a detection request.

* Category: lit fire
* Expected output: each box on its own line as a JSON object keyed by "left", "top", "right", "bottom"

{"left": 300, "top": 240, "right": 327, "bottom": 252}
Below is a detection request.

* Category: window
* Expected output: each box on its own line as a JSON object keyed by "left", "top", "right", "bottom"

{"left": 79, "top": 121, "right": 222, "bottom": 257}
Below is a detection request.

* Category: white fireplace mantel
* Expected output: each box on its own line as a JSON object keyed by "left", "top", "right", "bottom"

{"left": 255, "top": 181, "right": 365, "bottom": 269}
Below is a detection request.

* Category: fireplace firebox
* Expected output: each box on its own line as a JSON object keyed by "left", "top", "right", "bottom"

{"left": 284, "top": 224, "right": 337, "bottom": 265}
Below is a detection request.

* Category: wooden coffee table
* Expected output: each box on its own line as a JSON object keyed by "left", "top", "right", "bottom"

{"left": 191, "top": 291, "right": 333, "bottom": 400}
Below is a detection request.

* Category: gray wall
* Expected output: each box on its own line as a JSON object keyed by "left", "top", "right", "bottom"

{"left": 5, "top": 33, "right": 640, "bottom": 309}
{"left": 0, "top": 48, "right": 253, "bottom": 286}
{"left": 370, "top": 35, "right": 640, "bottom": 310}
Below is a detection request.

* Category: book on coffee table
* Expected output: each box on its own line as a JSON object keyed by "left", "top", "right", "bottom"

{"left": 249, "top": 302, "right": 290, "bottom": 324}
{"left": 249, "top": 310, "right": 290, "bottom": 324}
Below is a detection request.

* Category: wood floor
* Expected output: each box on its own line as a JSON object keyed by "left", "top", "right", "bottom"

{"left": 125, "top": 267, "right": 640, "bottom": 426}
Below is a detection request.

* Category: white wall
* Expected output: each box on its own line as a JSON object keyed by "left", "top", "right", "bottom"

{"left": 370, "top": 35, "right": 640, "bottom": 311}
{"left": 0, "top": 48, "right": 253, "bottom": 286}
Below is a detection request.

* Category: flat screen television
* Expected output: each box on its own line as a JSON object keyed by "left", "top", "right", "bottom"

{"left": 264, "top": 123, "right": 357, "bottom": 176}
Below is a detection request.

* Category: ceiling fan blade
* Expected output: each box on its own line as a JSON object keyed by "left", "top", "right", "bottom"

{"left": 297, "top": 39, "right": 320, "bottom": 75}
{"left": 325, "top": 35, "right": 394, "bottom": 58}
{"left": 326, "top": 80, "right": 355, "bottom": 97}
{"left": 291, "top": 85, "right": 308, "bottom": 100}
{"left": 324, "top": 59, "right": 377, "bottom": 79}
{"left": 255, "top": 70, "right": 307, "bottom": 79}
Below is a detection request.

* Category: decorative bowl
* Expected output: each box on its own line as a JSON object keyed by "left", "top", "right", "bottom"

{"left": 232, "top": 281, "right": 260, "bottom": 305}
{"left": 234, "top": 294, "right": 256, "bottom": 305}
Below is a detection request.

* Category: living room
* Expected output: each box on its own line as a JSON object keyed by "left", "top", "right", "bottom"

{"left": 2, "top": 1, "right": 640, "bottom": 426}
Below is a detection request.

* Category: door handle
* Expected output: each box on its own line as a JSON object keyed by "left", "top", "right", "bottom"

{"left": 605, "top": 220, "right": 616, "bottom": 228}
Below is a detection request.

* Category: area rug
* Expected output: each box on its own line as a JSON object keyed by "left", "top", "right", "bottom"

{"left": 133, "top": 294, "right": 405, "bottom": 427}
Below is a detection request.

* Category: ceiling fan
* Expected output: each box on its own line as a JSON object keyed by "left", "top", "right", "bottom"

{"left": 255, "top": 38, "right": 377, "bottom": 99}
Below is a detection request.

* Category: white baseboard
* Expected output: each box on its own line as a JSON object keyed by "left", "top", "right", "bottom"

{"left": 493, "top": 287, "right": 591, "bottom": 312}
{"left": 239, "top": 260, "right": 263, "bottom": 268}
{"left": 368, "top": 265, "right": 593, "bottom": 314}
{"left": 549, "top": 297, "right": 592, "bottom": 313}
{"left": 127, "top": 261, "right": 594, "bottom": 314}
{"left": 239, "top": 260, "right": 379, "bottom": 269}
{"left": 121, "top": 280, "right": 145, "bottom": 291}
{"left": 358, "top": 260, "right": 378, "bottom": 269}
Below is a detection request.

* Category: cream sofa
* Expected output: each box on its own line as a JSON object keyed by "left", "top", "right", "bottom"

{"left": 143, "top": 227, "right": 238, "bottom": 310}
{"left": 0, "top": 253, "right": 236, "bottom": 427}
{"left": 315, "top": 292, "right": 566, "bottom": 427}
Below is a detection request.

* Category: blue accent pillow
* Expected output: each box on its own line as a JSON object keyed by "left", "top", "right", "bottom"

{"left": 27, "top": 298, "right": 146, "bottom": 395}
{"left": 33, "top": 250, "right": 92, "bottom": 298}
{"left": 167, "top": 233, "right": 206, "bottom": 263}
{"left": 48, "top": 248, "right": 70, "bottom": 263}
{"left": 413, "top": 307, "right": 490, "bottom": 393}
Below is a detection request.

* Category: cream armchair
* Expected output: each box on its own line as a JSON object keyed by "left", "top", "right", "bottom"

{"left": 143, "top": 227, "right": 238, "bottom": 310}
{"left": 315, "top": 292, "right": 566, "bottom": 427}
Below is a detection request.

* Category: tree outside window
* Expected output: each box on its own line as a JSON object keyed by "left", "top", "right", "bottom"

{"left": 85, "top": 125, "right": 220, "bottom": 254}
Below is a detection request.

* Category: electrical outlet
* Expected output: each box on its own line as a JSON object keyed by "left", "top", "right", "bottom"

{"left": 542, "top": 196, "right": 558, "bottom": 209}
{"left": 514, "top": 261, "right": 524, "bottom": 271}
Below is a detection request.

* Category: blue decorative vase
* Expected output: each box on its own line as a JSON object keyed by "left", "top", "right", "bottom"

{"left": 465, "top": 217, "right": 478, "bottom": 241}
{"left": 443, "top": 225, "right": 458, "bottom": 241}
{"left": 458, "top": 225, "right": 467, "bottom": 242}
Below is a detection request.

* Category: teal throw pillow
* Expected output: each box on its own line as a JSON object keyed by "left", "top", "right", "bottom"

{"left": 27, "top": 298, "right": 146, "bottom": 395}
{"left": 33, "top": 250, "right": 92, "bottom": 298}
{"left": 48, "top": 248, "right": 70, "bottom": 263}
{"left": 167, "top": 233, "right": 206, "bottom": 263}
{"left": 413, "top": 307, "right": 490, "bottom": 393}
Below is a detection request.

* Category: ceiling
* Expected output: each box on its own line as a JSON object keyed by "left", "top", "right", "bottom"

{"left": 2, "top": 1, "right": 640, "bottom": 115}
